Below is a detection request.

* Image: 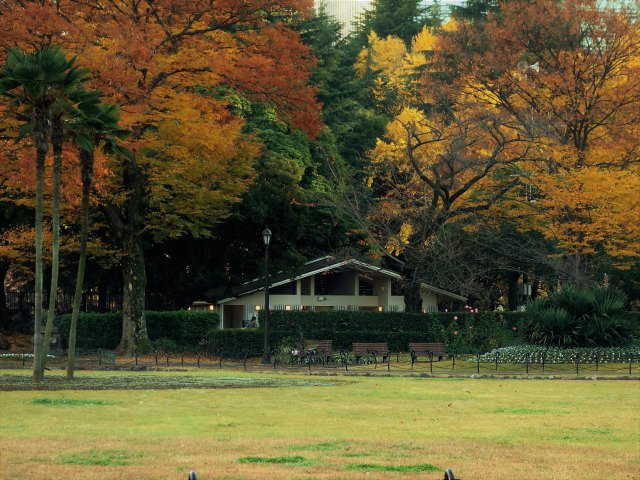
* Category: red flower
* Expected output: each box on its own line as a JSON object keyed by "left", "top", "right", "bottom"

{"left": 512, "top": 326, "right": 517, "bottom": 332}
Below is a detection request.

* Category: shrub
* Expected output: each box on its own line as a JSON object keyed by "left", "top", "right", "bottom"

{"left": 206, "top": 328, "right": 263, "bottom": 358}
{"left": 55, "top": 311, "right": 219, "bottom": 350}
{"left": 263, "top": 310, "right": 524, "bottom": 353}
{"left": 523, "top": 286, "right": 633, "bottom": 348}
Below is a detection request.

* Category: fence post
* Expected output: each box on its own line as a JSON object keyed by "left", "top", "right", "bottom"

{"left": 430, "top": 353, "right": 433, "bottom": 373}
{"left": 542, "top": 352, "right": 546, "bottom": 373}
{"left": 452, "top": 353, "right": 455, "bottom": 371}
{"left": 495, "top": 352, "right": 499, "bottom": 372}
{"left": 476, "top": 352, "right": 480, "bottom": 374}
{"left": 595, "top": 352, "right": 599, "bottom": 372}
{"left": 576, "top": 356, "right": 579, "bottom": 375}
{"left": 630, "top": 355, "right": 633, "bottom": 375}
{"left": 22, "top": 350, "right": 26, "bottom": 367}
{"left": 526, "top": 353, "right": 530, "bottom": 375}
{"left": 135, "top": 348, "right": 138, "bottom": 366}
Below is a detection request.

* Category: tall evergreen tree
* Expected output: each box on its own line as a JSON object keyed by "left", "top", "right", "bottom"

{"left": 353, "top": 0, "right": 428, "bottom": 48}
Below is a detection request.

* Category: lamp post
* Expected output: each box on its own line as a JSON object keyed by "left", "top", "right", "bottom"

{"left": 262, "top": 227, "right": 272, "bottom": 364}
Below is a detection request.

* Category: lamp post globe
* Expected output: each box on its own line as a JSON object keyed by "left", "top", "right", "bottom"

{"left": 262, "top": 227, "right": 272, "bottom": 364}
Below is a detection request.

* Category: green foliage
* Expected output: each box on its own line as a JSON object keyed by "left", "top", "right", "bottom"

{"left": 152, "top": 337, "right": 178, "bottom": 354}
{"left": 265, "top": 310, "right": 524, "bottom": 353}
{"left": 55, "top": 311, "right": 219, "bottom": 350}
{"left": 524, "top": 286, "right": 633, "bottom": 347}
{"left": 206, "top": 328, "right": 263, "bottom": 357}
{"left": 353, "top": 0, "right": 430, "bottom": 47}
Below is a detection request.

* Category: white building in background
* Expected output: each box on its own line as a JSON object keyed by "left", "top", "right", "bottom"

{"left": 315, "top": 0, "right": 371, "bottom": 36}
{"left": 314, "top": 0, "right": 463, "bottom": 37}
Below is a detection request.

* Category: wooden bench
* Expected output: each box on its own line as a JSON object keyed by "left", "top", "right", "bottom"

{"left": 352, "top": 342, "right": 390, "bottom": 364}
{"left": 409, "top": 342, "right": 446, "bottom": 367}
{"left": 305, "top": 340, "right": 333, "bottom": 364}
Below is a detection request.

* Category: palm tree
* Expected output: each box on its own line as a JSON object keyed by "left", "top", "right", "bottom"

{"left": 66, "top": 98, "right": 129, "bottom": 379}
{"left": 40, "top": 72, "right": 94, "bottom": 376}
{"left": 0, "top": 46, "right": 90, "bottom": 382}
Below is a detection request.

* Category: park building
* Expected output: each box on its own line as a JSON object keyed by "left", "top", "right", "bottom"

{"left": 217, "top": 256, "right": 466, "bottom": 329}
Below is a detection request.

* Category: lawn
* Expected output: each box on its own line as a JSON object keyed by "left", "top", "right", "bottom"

{"left": 1, "top": 369, "right": 638, "bottom": 479}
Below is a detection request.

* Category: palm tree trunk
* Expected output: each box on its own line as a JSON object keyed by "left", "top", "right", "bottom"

{"left": 40, "top": 125, "right": 63, "bottom": 376}
{"left": 33, "top": 136, "right": 47, "bottom": 383}
{"left": 67, "top": 149, "right": 93, "bottom": 378}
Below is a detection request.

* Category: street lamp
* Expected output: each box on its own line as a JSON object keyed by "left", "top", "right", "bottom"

{"left": 262, "top": 227, "right": 272, "bottom": 364}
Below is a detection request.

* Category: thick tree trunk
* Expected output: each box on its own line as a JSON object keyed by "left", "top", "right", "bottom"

{"left": 100, "top": 153, "right": 150, "bottom": 357}
{"left": 40, "top": 132, "right": 63, "bottom": 376}
{"left": 67, "top": 149, "right": 93, "bottom": 379}
{"left": 116, "top": 232, "right": 150, "bottom": 356}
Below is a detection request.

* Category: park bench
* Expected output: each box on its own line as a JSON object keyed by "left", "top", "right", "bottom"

{"left": 352, "top": 342, "right": 390, "bottom": 364}
{"left": 305, "top": 339, "right": 333, "bottom": 364}
{"left": 291, "top": 339, "right": 333, "bottom": 365}
{"left": 409, "top": 342, "right": 446, "bottom": 367}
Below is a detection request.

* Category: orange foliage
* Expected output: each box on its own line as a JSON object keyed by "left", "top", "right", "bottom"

{"left": 0, "top": 0, "right": 321, "bottom": 238}
{"left": 433, "top": 0, "right": 640, "bottom": 264}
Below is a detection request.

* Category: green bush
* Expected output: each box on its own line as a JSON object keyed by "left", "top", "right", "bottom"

{"left": 206, "top": 329, "right": 263, "bottom": 357}
{"left": 523, "top": 286, "right": 633, "bottom": 348}
{"left": 263, "top": 310, "right": 524, "bottom": 354}
{"left": 55, "top": 311, "right": 219, "bottom": 350}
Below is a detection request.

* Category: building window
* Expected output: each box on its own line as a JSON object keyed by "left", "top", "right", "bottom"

{"left": 314, "top": 274, "right": 329, "bottom": 295}
{"left": 358, "top": 277, "right": 373, "bottom": 296}
{"left": 301, "top": 277, "right": 311, "bottom": 295}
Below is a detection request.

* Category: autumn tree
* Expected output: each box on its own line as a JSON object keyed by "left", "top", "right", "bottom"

{"left": 440, "top": 0, "right": 640, "bottom": 284}
{"left": 0, "top": 1, "right": 321, "bottom": 355}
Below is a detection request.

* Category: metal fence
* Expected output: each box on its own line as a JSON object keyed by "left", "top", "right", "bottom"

{"left": 2, "top": 349, "right": 638, "bottom": 376}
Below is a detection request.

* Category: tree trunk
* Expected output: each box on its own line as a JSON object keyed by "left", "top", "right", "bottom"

{"left": 33, "top": 136, "right": 47, "bottom": 383}
{"left": 100, "top": 153, "right": 150, "bottom": 357}
{"left": 402, "top": 265, "right": 423, "bottom": 313}
{"left": 116, "top": 232, "right": 150, "bottom": 356}
{"left": 0, "top": 260, "right": 9, "bottom": 331}
{"left": 67, "top": 149, "right": 93, "bottom": 379}
{"left": 40, "top": 128, "right": 63, "bottom": 376}
{"left": 507, "top": 271, "right": 520, "bottom": 310}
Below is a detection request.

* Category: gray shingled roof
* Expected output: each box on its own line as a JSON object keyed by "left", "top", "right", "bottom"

{"left": 218, "top": 256, "right": 466, "bottom": 303}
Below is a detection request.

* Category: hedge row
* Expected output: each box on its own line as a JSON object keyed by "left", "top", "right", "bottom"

{"left": 55, "top": 311, "right": 219, "bottom": 349}
{"left": 262, "top": 310, "right": 526, "bottom": 354}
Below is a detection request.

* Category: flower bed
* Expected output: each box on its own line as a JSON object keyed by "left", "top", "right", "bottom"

{"left": 474, "top": 344, "right": 640, "bottom": 364}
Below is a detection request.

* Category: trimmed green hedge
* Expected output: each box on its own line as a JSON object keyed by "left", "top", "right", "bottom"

{"left": 262, "top": 310, "right": 525, "bottom": 353}
{"left": 206, "top": 329, "right": 263, "bottom": 357}
{"left": 55, "top": 311, "right": 219, "bottom": 350}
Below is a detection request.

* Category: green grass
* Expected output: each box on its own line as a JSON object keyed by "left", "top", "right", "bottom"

{"left": 31, "top": 398, "right": 117, "bottom": 406}
{"left": 347, "top": 463, "right": 439, "bottom": 472}
{"left": 0, "top": 368, "right": 638, "bottom": 479}
{"left": 239, "top": 456, "right": 308, "bottom": 464}
{"left": 59, "top": 449, "right": 142, "bottom": 466}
